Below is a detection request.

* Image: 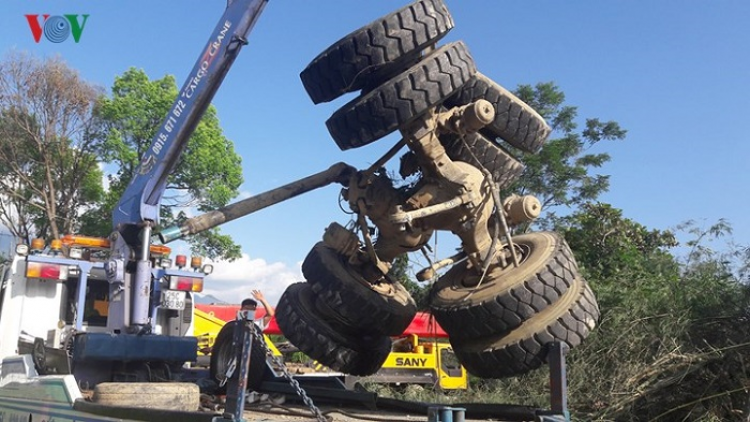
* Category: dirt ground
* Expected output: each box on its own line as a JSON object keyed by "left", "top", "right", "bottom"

{"left": 242, "top": 402, "right": 507, "bottom": 422}
{"left": 202, "top": 385, "right": 527, "bottom": 421}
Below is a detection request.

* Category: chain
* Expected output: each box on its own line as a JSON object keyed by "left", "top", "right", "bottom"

{"left": 251, "top": 324, "right": 329, "bottom": 422}
{"left": 62, "top": 327, "right": 76, "bottom": 359}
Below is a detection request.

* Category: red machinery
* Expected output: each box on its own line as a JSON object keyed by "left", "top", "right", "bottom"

{"left": 195, "top": 304, "right": 447, "bottom": 338}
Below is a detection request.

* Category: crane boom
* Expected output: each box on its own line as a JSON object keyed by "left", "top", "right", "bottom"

{"left": 106, "top": 0, "right": 268, "bottom": 335}
{"left": 113, "top": 0, "right": 268, "bottom": 233}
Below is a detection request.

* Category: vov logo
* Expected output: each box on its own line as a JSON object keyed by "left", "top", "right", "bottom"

{"left": 25, "top": 14, "right": 90, "bottom": 43}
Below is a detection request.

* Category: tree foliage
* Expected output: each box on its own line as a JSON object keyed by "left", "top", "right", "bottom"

{"left": 572, "top": 219, "right": 750, "bottom": 421}
{"left": 559, "top": 202, "right": 678, "bottom": 280}
{"left": 0, "top": 53, "right": 104, "bottom": 242}
{"left": 509, "top": 82, "right": 627, "bottom": 228}
{"left": 80, "top": 68, "right": 243, "bottom": 260}
{"left": 432, "top": 214, "right": 750, "bottom": 421}
{"left": 388, "top": 254, "right": 429, "bottom": 310}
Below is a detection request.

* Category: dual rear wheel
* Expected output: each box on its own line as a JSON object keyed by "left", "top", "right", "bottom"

{"left": 275, "top": 282, "right": 394, "bottom": 376}
{"left": 275, "top": 243, "right": 416, "bottom": 376}
{"left": 276, "top": 233, "right": 600, "bottom": 378}
{"left": 429, "top": 232, "right": 600, "bottom": 377}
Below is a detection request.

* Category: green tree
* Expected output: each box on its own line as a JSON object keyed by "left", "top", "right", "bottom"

{"left": 81, "top": 68, "right": 243, "bottom": 260}
{"left": 473, "top": 215, "right": 750, "bottom": 421}
{"left": 0, "top": 53, "right": 104, "bottom": 242}
{"left": 559, "top": 202, "right": 678, "bottom": 280}
{"left": 388, "top": 254, "right": 429, "bottom": 310}
{"left": 509, "top": 82, "right": 627, "bottom": 229}
{"left": 575, "top": 219, "right": 750, "bottom": 421}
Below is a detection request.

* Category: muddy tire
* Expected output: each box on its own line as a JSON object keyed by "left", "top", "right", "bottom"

{"left": 302, "top": 242, "right": 416, "bottom": 337}
{"left": 451, "top": 277, "right": 599, "bottom": 378}
{"left": 429, "top": 232, "right": 577, "bottom": 340}
{"left": 209, "top": 320, "right": 268, "bottom": 394}
{"left": 440, "top": 132, "right": 525, "bottom": 190}
{"left": 326, "top": 41, "right": 476, "bottom": 150}
{"left": 275, "top": 283, "right": 392, "bottom": 376}
{"left": 300, "top": 0, "right": 454, "bottom": 104}
{"left": 92, "top": 382, "right": 199, "bottom": 411}
{"left": 445, "top": 72, "right": 551, "bottom": 153}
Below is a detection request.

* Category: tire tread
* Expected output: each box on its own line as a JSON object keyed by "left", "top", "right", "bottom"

{"left": 453, "top": 279, "right": 600, "bottom": 378}
{"left": 440, "top": 132, "right": 525, "bottom": 190}
{"left": 326, "top": 41, "right": 476, "bottom": 150}
{"left": 445, "top": 72, "right": 551, "bottom": 153}
{"left": 300, "top": 0, "right": 454, "bottom": 104}
{"left": 302, "top": 242, "right": 416, "bottom": 336}
{"left": 275, "top": 283, "right": 391, "bottom": 376}
{"left": 430, "top": 233, "right": 578, "bottom": 340}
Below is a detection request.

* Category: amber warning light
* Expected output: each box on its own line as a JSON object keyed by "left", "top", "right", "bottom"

{"left": 61, "top": 234, "right": 171, "bottom": 256}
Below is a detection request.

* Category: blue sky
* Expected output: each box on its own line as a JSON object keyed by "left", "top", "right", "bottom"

{"left": 1, "top": 1, "right": 748, "bottom": 304}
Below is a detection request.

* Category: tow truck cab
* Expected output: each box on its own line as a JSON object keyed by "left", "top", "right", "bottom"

{"left": 0, "top": 236, "right": 209, "bottom": 386}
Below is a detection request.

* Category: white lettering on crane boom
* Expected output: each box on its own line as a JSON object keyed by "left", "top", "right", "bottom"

{"left": 148, "top": 20, "right": 232, "bottom": 161}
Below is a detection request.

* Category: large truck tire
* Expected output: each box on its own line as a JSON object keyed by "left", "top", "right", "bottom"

{"left": 440, "top": 131, "right": 525, "bottom": 191}
{"left": 445, "top": 72, "right": 551, "bottom": 153}
{"left": 452, "top": 278, "right": 599, "bottom": 378}
{"left": 300, "top": 0, "right": 454, "bottom": 104}
{"left": 209, "top": 320, "right": 268, "bottom": 394}
{"left": 326, "top": 41, "right": 476, "bottom": 150}
{"left": 429, "top": 232, "right": 577, "bottom": 340}
{"left": 302, "top": 242, "right": 416, "bottom": 337}
{"left": 91, "top": 382, "right": 199, "bottom": 411}
{"left": 275, "top": 283, "right": 392, "bottom": 376}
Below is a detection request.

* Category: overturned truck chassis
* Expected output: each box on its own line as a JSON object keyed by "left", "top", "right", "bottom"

{"left": 163, "top": 0, "right": 600, "bottom": 381}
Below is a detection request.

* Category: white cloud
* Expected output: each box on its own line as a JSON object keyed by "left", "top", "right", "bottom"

{"left": 236, "top": 190, "right": 253, "bottom": 200}
{"left": 98, "top": 162, "right": 111, "bottom": 192}
{"left": 201, "top": 253, "right": 303, "bottom": 307}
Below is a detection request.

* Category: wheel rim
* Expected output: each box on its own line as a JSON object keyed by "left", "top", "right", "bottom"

{"left": 303, "top": 242, "right": 416, "bottom": 336}
{"left": 458, "top": 242, "right": 532, "bottom": 289}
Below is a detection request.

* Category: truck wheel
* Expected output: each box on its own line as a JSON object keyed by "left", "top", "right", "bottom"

{"left": 451, "top": 277, "right": 599, "bottom": 378}
{"left": 429, "top": 232, "right": 577, "bottom": 340}
{"left": 444, "top": 72, "right": 551, "bottom": 153}
{"left": 440, "top": 132, "right": 525, "bottom": 191}
{"left": 92, "top": 382, "right": 199, "bottom": 411}
{"left": 300, "top": 0, "right": 454, "bottom": 104}
{"left": 302, "top": 242, "right": 416, "bottom": 337}
{"left": 326, "top": 41, "right": 476, "bottom": 150}
{"left": 275, "top": 283, "right": 392, "bottom": 376}
{"left": 210, "top": 320, "right": 268, "bottom": 394}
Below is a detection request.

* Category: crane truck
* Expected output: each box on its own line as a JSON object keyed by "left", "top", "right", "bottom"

{"left": 0, "top": 0, "right": 600, "bottom": 420}
{"left": 0, "top": 0, "right": 272, "bottom": 419}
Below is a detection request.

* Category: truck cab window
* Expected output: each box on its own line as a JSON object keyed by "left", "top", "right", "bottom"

{"left": 64, "top": 277, "right": 109, "bottom": 327}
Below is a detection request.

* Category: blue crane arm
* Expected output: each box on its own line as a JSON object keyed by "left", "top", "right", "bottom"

{"left": 112, "top": 0, "right": 268, "bottom": 232}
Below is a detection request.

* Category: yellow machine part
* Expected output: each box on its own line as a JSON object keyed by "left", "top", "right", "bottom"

{"left": 193, "top": 307, "right": 280, "bottom": 356}
{"left": 381, "top": 334, "right": 467, "bottom": 390}
{"left": 93, "top": 300, "right": 109, "bottom": 316}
